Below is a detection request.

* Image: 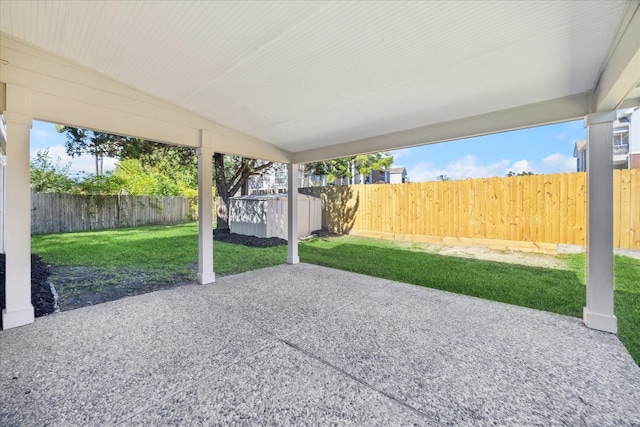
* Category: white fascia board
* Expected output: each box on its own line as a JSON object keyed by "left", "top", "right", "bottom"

{"left": 0, "top": 33, "right": 291, "bottom": 163}
{"left": 594, "top": 3, "right": 640, "bottom": 112}
{"left": 292, "top": 93, "right": 590, "bottom": 164}
{"left": 618, "top": 97, "right": 640, "bottom": 110}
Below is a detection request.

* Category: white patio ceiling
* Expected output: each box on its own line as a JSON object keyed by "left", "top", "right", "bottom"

{"left": 1, "top": 1, "right": 639, "bottom": 163}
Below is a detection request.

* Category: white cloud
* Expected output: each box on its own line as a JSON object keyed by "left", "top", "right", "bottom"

{"left": 30, "top": 144, "right": 117, "bottom": 176}
{"left": 508, "top": 159, "right": 533, "bottom": 174}
{"left": 541, "top": 152, "right": 576, "bottom": 172}
{"left": 32, "top": 128, "right": 56, "bottom": 140}
{"left": 408, "top": 155, "right": 510, "bottom": 182}
{"left": 389, "top": 148, "right": 413, "bottom": 162}
{"left": 502, "top": 153, "right": 576, "bottom": 176}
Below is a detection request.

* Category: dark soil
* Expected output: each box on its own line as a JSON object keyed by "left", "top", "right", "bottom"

{"left": 50, "top": 266, "right": 194, "bottom": 312}
{"left": 0, "top": 253, "right": 56, "bottom": 329}
{"left": 50, "top": 233, "right": 289, "bottom": 311}
{"left": 213, "top": 231, "right": 287, "bottom": 248}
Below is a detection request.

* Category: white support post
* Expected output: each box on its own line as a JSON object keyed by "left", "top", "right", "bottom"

{"left": 584, "top": 111, "right": 617, "bottom": 334}
{"left": 2, "top": 109, "right": 34, "bottom": 329}
{"left": 286, "top": 163, "right": 299, "bottom": 264}
{"left": 196, "top": 143, "right": 215, "bottom": 285}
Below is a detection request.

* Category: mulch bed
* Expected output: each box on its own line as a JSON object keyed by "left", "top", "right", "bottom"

{"left": 0, "top": 253, "right": 57, "bottom": 330}
{"left": 213, "top": 231, "right": 287, "bottom": 248}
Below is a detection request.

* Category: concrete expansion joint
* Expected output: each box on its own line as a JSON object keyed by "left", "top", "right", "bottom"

{"left": 279, "top": 337, "right": 434, "bottom": 422}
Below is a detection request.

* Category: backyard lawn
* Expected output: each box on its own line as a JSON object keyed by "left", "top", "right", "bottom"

{"left": 30, "top": 223, "right": 640, "bottom": 365}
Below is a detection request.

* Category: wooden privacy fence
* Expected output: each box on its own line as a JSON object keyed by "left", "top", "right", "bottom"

{"left": 304, "top": 170, "right": 640, "bottom": 250}
{"left": 31, "top": 193, "right": 190, "bottom": 234}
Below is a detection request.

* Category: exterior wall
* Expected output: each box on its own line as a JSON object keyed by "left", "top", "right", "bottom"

{"left": 576, "top": 150, "right": 586, "bottom": 172}
{"left": 630, "top": 107, "right": 640, "bottom": 168}
{"left": 389, "top": 170, "right": 407, "bottom": 184}
{"left": 0, "top": 136, "right": 5, "bottom": 254}
{"left": 249, "top": 167, "right": 301, "bottom": 194}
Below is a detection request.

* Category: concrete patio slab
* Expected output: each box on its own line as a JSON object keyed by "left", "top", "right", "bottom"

{"left": 1, "top": 263, "right": 639, "bottom": 426}
{"left": 187, "top": 264, "right": 392, "bottom": 338}
{"left": 0, "top": 286, "right": 274, "bottom": 425}
{"left": 126, "top": 341, "right": 428, "bottom": 426}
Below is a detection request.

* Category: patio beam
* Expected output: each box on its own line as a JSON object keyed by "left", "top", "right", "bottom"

{"left": 196, "top": 135, "right": 215, "bottom": 285}
{"left": 286, "top": 163, "right": 299, "bottom": 265}
{"left": 291, "top": 93, "right": 590, "bottom": 164}
{"left": 593, "top": 3, "right": 640, "bottom": 113}
{"left": 1, "top": 84, "right": 34, "bottom": 329}
{"left": 583, "top": 111, "right": 617, "bottom": 334}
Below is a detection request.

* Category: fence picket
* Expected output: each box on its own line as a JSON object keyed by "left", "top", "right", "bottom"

{"left": 31, "top": 194, "right": 190, "bottom": 234}
{"left": 310, "top": 172, "right": 639, "bottom": 250}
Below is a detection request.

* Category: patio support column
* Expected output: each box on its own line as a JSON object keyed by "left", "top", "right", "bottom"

{"left": 196, "top": 141, "right": 215, "bottom": 285}
{"left": 2, "top": 85, "right": 35, "bottom": 329}
{"left": 584, "top": 111, "right": 617, "bottom": 333}
{"left": 286, "top": 163, "right": 299, "bottom": 264}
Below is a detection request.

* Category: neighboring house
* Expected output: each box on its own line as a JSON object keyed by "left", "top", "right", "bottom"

{"left": 574, "top": 107, "right": 640, "bottom": 171}
{"left": 574, "top": 140, "right": 587, "bottom": 172}
{"left": 355, "top": 167, "right": 409, "bottom": 184}
{"left": 248, "top": 166, "right": 302, "bottom": 194}
{"left": 388, "top": 167, "right": 409, "bottom": 184}
{"left": 259, "top": 166, "right": 409, "bottom": 191}
{"left": 330, "top": 167, "right": 409, "bottom": 186}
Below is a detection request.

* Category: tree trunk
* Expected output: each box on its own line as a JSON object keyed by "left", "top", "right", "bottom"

{"left": 214, "top": 153, "right": 230, "bottom": 231}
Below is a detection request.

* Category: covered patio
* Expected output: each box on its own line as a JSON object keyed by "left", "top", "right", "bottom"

{"left": 1, "top": 1, "right": 640, "bottom": 423}
{"left": 1, "top": 264, "right": 639, "bottom": 425}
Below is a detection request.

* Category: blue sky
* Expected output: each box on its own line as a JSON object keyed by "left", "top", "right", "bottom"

{"left": 390, "top": 120, "right": 584, "bottom": 182}
{"left": 30, "top": 119, "right": 584, "bottom": 181}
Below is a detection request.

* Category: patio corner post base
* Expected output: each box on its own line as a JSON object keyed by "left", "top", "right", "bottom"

{"left": 2, "top": 307, "right": 35, "bottom": 330}
{"left": 197, "top": 272, "right": 216, "bottom": 286}
{"left": 286, "top": 256, "right": 300, "bottom": 265}
{"left": 583, "top": 308, "right": 617, "bottom": 334}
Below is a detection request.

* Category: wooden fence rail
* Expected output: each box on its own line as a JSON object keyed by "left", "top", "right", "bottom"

{"left": 31, "top": 193, "right": 190, "bottom": 234}
{"left": 304, "top": 170, "right": 640, "bottom": 250}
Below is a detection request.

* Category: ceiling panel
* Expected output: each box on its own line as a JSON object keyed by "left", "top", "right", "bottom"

{"left": 0, "top": 0, "right": 630, "bottom": 153}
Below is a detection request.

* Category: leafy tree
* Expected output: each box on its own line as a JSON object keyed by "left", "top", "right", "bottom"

{"left": 30, "top": 149, "right": 74, "bottom": 193}
{"left": 305, "top": 152, "right": 394, "bottom": 184}
{"left": 436, "top": 174, "right": 451, "bottom": 181}
{"left": 120, "top": 139, "right": 198, "bottom": 187}
{"left": 506, "top": 171, "right": 535, "bottom": 177}
{"left": 71, "top": 173, "right": 126, "bottom": 195}
{"left": 213, "top": 153, "right": 281, "bottom": 230}
{"left": 56, "top": 125, "right": 133, "bottom": 175}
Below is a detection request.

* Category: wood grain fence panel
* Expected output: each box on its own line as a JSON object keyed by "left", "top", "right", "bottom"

{"left": 613, "top": 169, "right": 622, "bottom": 248}
{"left": 576, "top": 173, "right": 586, "bottom": 245}
{"left": 630, "top": 169, "right": 640, "bottom": 249}
{"left": 31, "top": 194, "right": 190, "bottom": 234}
{"left": 308, "top": 171, "right": 637, "bottom": 250}
{"left": 619, "top": 170, "right": 631, "bottom": 249}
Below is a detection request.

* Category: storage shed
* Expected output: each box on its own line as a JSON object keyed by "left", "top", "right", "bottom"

{"left": 230, "top": 194, "right": 321, "bottom": 240}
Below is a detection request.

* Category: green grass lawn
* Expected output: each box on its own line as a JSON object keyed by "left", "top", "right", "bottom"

{"left": 31, "top": 224, "right": 639, "bottom": 364}
{"left": 31, "top": 222, "right": 287, "bottom": 277}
